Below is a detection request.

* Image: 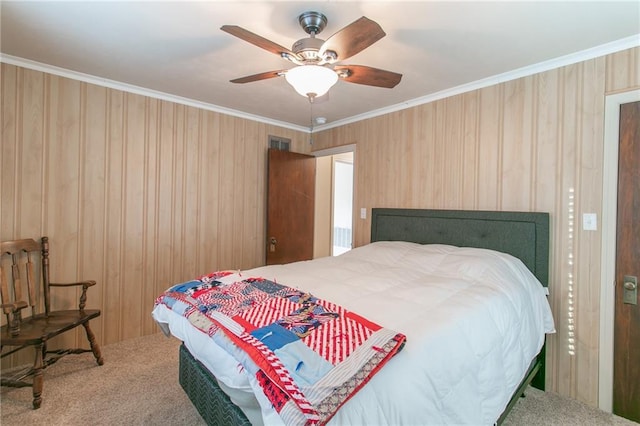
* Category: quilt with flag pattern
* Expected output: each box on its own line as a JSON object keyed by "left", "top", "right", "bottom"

{"left": 155, "top": 271, "right": 406, "bottom": 425}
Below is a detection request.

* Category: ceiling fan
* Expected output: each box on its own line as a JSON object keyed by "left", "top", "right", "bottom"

{"left": 221, "top": 11, "right": 402, "bottom": 102}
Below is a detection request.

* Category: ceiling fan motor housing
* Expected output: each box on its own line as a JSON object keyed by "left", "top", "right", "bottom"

{"left": 298, "top": 11, "right": 327, "bottom": 35}
{"left": 293, "top": 12, "right": 333, "bottom": 63}
{"left": 292, "top": 37, "right": 325, "bottom": 62}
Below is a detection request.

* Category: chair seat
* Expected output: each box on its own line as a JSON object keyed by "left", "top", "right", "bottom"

{"left": 0, "top": 310, "right": 101, "bottom": 346}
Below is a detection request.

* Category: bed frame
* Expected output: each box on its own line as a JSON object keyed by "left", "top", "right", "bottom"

{"left": 179, "top": 208, "right": 550, "bottom": 425}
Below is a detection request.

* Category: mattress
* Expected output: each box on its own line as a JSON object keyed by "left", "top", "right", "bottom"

{"left": 153, "top": 241, "right": 555, "bottom": 425}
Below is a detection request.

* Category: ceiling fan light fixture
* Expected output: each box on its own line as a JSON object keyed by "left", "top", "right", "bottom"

{"left": 285, "top": 65, "right": 338, "bottom": 99}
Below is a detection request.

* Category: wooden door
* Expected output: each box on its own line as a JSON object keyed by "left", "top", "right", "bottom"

{"left": 266, "top": 149, "right": 315, "bottom": 265}
{"left": 613, "top": 100, "right": 640, "bottom": 422}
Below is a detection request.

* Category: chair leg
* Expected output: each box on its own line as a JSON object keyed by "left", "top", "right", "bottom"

{"left": 32, "top": 343, "right": 44, "bottom": 409}
{"left": 82, "top": 322, "right": 104, "bottom": 365}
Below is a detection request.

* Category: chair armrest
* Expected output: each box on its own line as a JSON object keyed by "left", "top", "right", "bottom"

{"left": 50, "top": 280, "right": 97, "bottom": 311}
{"left": 49, "top": 280, "right": 97, "bottom": 288}
{"left": 1, "top": 300, "right": 28, "bottom": 313}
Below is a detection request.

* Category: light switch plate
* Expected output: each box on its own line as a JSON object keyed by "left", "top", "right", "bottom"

{"left": 582, "top": 213, "right": 597, "bottom": 231}
{"left": 360, "top": 208, "right": 367, "bottom": 219}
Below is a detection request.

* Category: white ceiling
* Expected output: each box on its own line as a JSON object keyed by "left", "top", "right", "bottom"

{"left": 1, "top": 1, "right": 639, "bottom": 131}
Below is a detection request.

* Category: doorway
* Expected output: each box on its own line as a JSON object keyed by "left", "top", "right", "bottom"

{"left": 312, "top": 145, "right": 356, "bottom": 258}
{"left": 332, "top": 154, "right": 354, "bottom": 256}
{"left": 599, "top": 89, "right": 640, "bottom": 414}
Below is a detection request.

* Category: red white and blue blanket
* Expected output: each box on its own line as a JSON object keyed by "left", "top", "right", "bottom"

{"left": 155, "top": 271, "right": 406, "bottom": 425}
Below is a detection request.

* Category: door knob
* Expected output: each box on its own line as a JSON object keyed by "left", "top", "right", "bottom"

{"left": 269, "top": 237, "right": 277, "bottom": 253}
{"left": 623, "top": 275, "right": 637, "bottom": 305}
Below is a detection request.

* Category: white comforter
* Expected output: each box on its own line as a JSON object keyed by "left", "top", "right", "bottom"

{"left": 153, "top": 241, "right": 555, "bottom": 425}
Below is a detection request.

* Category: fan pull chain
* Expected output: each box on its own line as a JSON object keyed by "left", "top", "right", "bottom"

{"left": 309, "top": 97, "right": 314, "bottom": 145}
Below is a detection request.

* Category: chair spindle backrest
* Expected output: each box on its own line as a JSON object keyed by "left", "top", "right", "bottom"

{"left": 1, "top": 239, "right": 46, "bottom": 326}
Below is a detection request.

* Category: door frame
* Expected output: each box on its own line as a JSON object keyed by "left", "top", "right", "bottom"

{"left": 312, "top": 144, "right": 356, "bottom": 257}
{"left": 312, "top": 144, "right": 356, "bottom": 158}
{"left": 599, "top": 89, "right": 640, "bottom": 412}
{"left": 331, "top": 154, "right": 354, "bottom": 256}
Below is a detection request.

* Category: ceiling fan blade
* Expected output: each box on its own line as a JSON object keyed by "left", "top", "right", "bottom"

{"left": 230, "top": 70, "right": 286, "bottom": 84}
{"left": 221, "top": 25, "right": 300, "bottom": 60}
{"left": 334, "top": 65, "right": 402, "bottom": 88}
{"left": 319, "top": 17, "right": 386, "bottom": 61}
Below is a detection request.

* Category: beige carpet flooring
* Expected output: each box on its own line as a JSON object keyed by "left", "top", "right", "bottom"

{"left": 1, "top": 332, "right": 637, "bottom": 426}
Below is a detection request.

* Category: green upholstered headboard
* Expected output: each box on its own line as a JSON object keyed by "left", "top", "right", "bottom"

{"left": 370, "top": 209, "right": 550, "bottom": 287}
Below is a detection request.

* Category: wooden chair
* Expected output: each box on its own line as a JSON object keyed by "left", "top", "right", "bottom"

{"left": 0, "top": 237, "right": 104, "bottom": 409}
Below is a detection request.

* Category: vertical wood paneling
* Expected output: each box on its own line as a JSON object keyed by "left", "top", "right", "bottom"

{"left": 121, "top": 93, "right": 145, "bottom": 340}
{"left": 394, "top": 111, "right": 410, "bottom": 206}
{"left": 1, "top": 65, "right": 18, "bottom": 240}
{"left": 47, "top": 76, "right": 82, "bottom": 349}
{"left": 0, "top": 68, "right": 18, "bottom": 367}
{"left": 606, "top": 47, "right": 640, "bottom": 93}
{"left": 105, "top": 89, "right": 124, "bottom": 344}
{"left": 501, "top": 77, "right": 532, "bottom": 211}
{"left": 242, "top": 121, "right": 261, "bottom": 267}
{"left": 217, "top": 114, "right": 236, "bottom": 269}
{"left": 1, "top": 46, "right": 638, "bottom": 406}
{"left": 446, "top": 96, "right": 465, "bottom": 209}
{"left": 532, "top": 68, "right": 561, "bottom": 392}
{"left": 198, "top": 110, "right": 221, "bottom": 274}
{"left": 575, "top": 57, "right": 606, "bottom": 404}
{"left": 47, "top": 76, "right": 81, "bottom": 287}
{"left": 410, "top": 106, "right": 429, "bottom": 208}
{"left": 1, "top": 62, "right": 308, "bottom": 355}
{"left": 18, "top": 70, "right": 44, "bottom": 241}
{"left": 141, "top": 97, "right": 159, "bottom": 333}
{"left": 232, "top": 119, "right": 246, "bottom": 268}
{"left": 461, "top": 91, "right": 480, "bottom": 208}
{"left": 156, "top": 100, "right": 175, "bottom": 297}
{"left": 171, "top": 104, "right": 185, "bottom": 286}
{"left": 432, "top": 102, "right": 447, "bottom": 207}
{"left": 182, "top": 107, "right": 202, "bottom": 278}
{"left": 477, "top": 84, "right": 502, "bottom": 209}
{"left": 82, "top": 83, "right": 108, "bottom": 342}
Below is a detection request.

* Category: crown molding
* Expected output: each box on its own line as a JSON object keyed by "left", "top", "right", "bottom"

{"left": 316, "top": 35, "right": 640, "bottom": 131}
{"left": 2, "top": 34, "right": 638, "bottom": 133}
{"left": 0, "top": 54, "right": 309, "bottom": 133}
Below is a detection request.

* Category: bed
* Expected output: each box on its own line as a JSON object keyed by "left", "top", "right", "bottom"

{"left": 152, "top": 208, "right": 555, "bottom": 425}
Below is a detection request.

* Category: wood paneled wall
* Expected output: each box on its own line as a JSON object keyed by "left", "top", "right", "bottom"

{"left": 312, "top": 47, "right": 639, "bottom": 407}
{"left": 0, "top": 64, "right": 309, "bottom": 356}
{"left": 1, "top": 46, "right": 638, "bottom": 407}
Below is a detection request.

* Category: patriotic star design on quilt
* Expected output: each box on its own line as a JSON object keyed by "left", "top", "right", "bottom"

{"left": 156, "top": 272, "right": 406, "bottom": 426}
